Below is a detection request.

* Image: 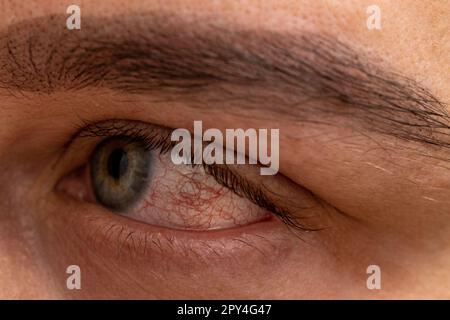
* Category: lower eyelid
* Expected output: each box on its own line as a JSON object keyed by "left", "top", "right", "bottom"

{"left": 58, "top": 198, "right": 293, "bottom": 268}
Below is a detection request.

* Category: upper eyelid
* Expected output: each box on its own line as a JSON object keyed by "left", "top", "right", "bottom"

{"left": 57, "top": 118, "right": 173, "bottom": 160}
{"left": 77, "top": 119, "right": 170, "bottom": 140}
{"left": 78, "top": 119, "right": 175, "bottom": 153}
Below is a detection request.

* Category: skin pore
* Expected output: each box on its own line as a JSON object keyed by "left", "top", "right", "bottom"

{"left": 0, "top": 0, "right": 449, "bottom": 298}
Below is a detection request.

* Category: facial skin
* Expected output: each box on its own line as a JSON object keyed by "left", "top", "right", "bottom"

{"left": 0, "top": 0, "right": 449, "bottom": 299}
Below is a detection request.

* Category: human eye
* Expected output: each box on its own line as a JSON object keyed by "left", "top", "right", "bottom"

{"left": 56, "top": 119, "right": 323, "bottom": 234}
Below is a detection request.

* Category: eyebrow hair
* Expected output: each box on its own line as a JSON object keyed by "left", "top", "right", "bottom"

{"left": 0, "top": 12, "right": 448, "bottom": 149}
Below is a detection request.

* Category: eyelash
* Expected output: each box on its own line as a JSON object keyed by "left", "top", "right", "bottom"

{"left": 76, "top": 119, "right": 314, "bottom": 232}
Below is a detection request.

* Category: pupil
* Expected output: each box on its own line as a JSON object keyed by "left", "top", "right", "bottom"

{"left": 107, "top": 148, "right": 128, "bottom": 180}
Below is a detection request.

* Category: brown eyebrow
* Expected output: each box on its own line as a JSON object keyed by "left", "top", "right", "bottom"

{"left": 0, "top": 12, "right": 448, "bottom": 149}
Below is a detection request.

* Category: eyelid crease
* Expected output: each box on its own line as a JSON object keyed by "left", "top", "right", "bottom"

{"left": 74, "top": 119, "right": 321, "bottom": 233}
